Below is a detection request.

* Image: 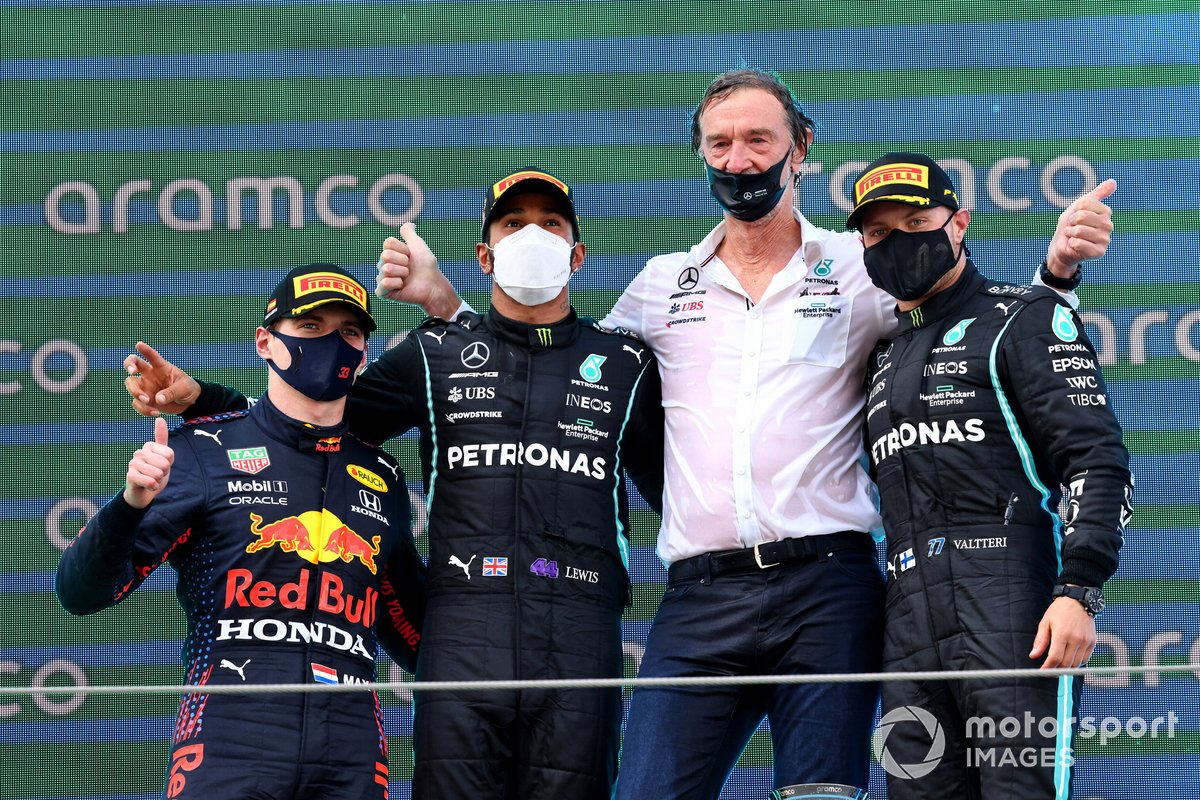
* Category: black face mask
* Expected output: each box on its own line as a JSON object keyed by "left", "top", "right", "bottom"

{"left": 705, "top": 150, "right": 792, "bottom": 222}
{"left": 862, "top": 215, "right": 964, "bottom": 302}
{"left": 267, "top": 329, "right": 363, "bottom": 401}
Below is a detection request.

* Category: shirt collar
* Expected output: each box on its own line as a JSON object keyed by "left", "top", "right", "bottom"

{"left": 894, "top": 260, "right": 984, "bottom": 333}
{"left": 485, "top": 306, "right": 581, "bottom": 349}
{"left": 688, "top": 207, "right": 833, "bottom": 273}
{"left": 250, "top": 393, "right": 349, "bottom": 454}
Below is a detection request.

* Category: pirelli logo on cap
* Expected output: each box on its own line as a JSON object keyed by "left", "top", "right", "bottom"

{"left": 855, "top": 163, "right": 930, "bottom": 202}
{"left": 293, "top": 272, "right": 368, "bottom": 309}
{"left": 492, "top": 170, "right": 570, "bottom": 201}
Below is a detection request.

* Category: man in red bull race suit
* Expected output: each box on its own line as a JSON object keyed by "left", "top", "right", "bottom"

{"left": 57, "top": 264, "right": 427, "bottom": 800}
{"left": 120, "top": 169, "right": 665, "bottom": 800}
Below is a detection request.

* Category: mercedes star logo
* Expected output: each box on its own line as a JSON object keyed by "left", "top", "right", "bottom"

{"left": 677, "top": 266, "right": 699, "bottom": 290}
{"left": 460, "top": 341, "right": 491, "bottom": 369}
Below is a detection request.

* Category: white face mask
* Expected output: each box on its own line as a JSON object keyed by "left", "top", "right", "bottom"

{"left": 488, "top": 224, "right": 574, "bottom": 306}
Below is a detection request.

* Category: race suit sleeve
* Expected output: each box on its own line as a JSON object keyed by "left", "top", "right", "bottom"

{"left": 998, "top": 295, "right": 1132, "bottom": 588}
{"left": 56, "top": 431, "right": 206, "bottom": 615}
{"left": 618, "top": 354, "right": 665, "bottom": 514}
{"left": 183, "top": 381, "right": 251, "bottom": 419}
{"left": 344, "top": 335, "right": 430, "bottom": 447}
{"left": 373, "top": 455, "right": 427, "bottom": 674}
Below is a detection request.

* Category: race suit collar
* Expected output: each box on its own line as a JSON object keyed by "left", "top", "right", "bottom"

{"left": 895, "top": 260, "right": 983, "bottom": 333}
{"left": 485, "top": 306, "right": 581, "bottom": 350}
{"left": 250, "top": 392, "right": 350, "bottom": 454}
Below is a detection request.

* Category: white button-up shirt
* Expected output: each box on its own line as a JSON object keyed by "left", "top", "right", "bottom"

{"left": 604, "top": 210, "right": 896, "bottom": 565}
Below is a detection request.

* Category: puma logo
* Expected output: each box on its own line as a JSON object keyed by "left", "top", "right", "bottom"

{"left": 377, "top": 457, "right": 400, "bottom": 480}
{"left": 623, "top": 345, "right": 645, "bottom": 364}
{"left": 424, "top": 330, "right": 447, "bottom": 344}
{"left": 995, "top": 302, "right": 1017, "bottom": 316}
{"left": 193, "top": 429, "right": 222, "bottom": 445}
{"left": 219, "top": 658, "right": 249, "bottom": 681}
{"left": 449, "top": 554, "right": 476, "bottom": 579}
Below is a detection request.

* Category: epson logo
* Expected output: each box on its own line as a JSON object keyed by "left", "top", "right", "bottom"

{"left": 228, "top": 480, "right": 288, "bottom": 493}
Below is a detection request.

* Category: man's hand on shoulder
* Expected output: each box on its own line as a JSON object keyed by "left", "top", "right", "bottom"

{"left": 124, "top": 342, "right": 200, "bottom": 417}
{"left": 377, "top": 222, "right": 463, "bottom": 319}
{"left": 1046, "top": 178, "right": 1117, "bottom": 278}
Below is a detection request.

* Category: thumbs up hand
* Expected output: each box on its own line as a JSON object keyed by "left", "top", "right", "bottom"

{"left": 123, "top": 416, "right": 175, "bottom": 509}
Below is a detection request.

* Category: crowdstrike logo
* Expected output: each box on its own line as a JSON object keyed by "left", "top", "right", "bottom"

{"left": 873, "top": 705, "right": 945, "bottom": 779}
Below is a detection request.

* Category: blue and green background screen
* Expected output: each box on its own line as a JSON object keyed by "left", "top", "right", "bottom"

{"left": 3, "top": 2, "right": 1197, "bottom": 797}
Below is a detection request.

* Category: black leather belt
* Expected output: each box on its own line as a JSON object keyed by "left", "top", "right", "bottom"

{"left": 667, "top": 531, "right": 872, "bottom": 584}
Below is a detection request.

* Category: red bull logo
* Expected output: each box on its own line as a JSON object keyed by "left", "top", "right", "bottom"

{"left": 244, "top": 510, "right": 381, "bottom": 574}
{"left": 324, "top": 524, "right": 381, "bottom": 573}
{"left": 315, "top": 436, "right": 342, "bottom": 453}
{"left": 247, "top": 513, "right": 313, "bottom": 553}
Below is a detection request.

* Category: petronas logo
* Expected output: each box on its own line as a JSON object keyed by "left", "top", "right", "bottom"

{"left": 1052, "top": 305, "right": 1078, "bottom": 343}
{"left": 579, "top": 354, "right": 606, "bottom": 383}
{"left": 942, "top": 318, "right": 976, "bottom": 346}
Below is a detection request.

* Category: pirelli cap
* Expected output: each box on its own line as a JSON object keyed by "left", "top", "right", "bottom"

{"left": 481, "top": 168, "right": 580, "bottom": 241}
{"left": 263, "top": 263, "right": 376, "bottom": 333}
{"left": 846, "top": 152, "right": 960, "bottom": 230}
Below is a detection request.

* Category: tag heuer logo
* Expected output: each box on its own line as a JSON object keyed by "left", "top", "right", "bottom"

{"left": 228, "top": 447, "right": 270, "bottom": 474}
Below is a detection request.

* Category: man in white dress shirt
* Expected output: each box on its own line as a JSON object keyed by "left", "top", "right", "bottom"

{"left": 374, "top": 68, "right": 1115, "bottom": 800}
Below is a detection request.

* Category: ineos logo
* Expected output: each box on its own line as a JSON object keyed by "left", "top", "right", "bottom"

{"left": 677, "top": 267, "right": 699, "bottom": 291}
{"left": 460, "top": 342, "right": 490, "bottom": 369}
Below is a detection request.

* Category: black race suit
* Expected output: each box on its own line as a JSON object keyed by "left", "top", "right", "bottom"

{"left": 188, "top": 308, "right": 664, "bottom": 800}
{"left": 865, "top": 262, "right": 1132, "bottom": 799}
{"left": 56, "top": 395, "right": 426, "bottom": 800}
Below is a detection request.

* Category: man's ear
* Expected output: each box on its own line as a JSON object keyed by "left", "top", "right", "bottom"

{"left": 255, "top": 326, "right": 274, "bottom": 360}
{"left": 476, "top": 242, "right": 493, "bottom": 275}
{"left": 952, "top": 208, "right": 972, "bottom": 242}
{"left": 569, "top": 241, "right": 586, "bottom": 273}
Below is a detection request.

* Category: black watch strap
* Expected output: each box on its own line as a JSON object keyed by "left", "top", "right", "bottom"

{"left": 1039, "top": 259, "right": 1083, "bottom": 291}
{"left": 1053, "top": 584, "right": 1105, "bottom": 616}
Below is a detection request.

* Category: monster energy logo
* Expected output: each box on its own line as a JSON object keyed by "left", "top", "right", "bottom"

{"left": 536, "top": 327, "right": 552, "bottom": 346}
{"left": 909, "top": 306, "right": 924, "bottom": 327}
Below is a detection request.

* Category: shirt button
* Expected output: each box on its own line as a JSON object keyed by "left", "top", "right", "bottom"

{"left": 742, "top": 510, "right": 751, "bottom": 519}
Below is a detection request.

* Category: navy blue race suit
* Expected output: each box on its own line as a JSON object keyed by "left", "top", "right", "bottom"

{"left": 865, "top": 262, "right": 1131, "bottom": 798}
{"left": 57, "top": 395, "right": 426, "bottom": 800}
{"left": 187, "top": 307, "right": 665, "bottom": 800}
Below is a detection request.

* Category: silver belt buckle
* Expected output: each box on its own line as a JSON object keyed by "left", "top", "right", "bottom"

{"left": 753, "top": 542, "right": 780, "bottom": 569}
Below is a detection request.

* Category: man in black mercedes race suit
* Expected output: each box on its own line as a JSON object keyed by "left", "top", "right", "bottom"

{"left": 849, "top": 152, "right": 1132, "bottom": 798}
{"left": 122, "top": 169, "right": 664, "bottom": 800}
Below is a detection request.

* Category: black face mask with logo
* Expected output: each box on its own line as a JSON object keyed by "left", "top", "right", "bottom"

{"left": 268, "top": 329, "right": 363, "bottom": 401}
{"left": 705, "top": 150, "right": 792, "bottom": 222}
{"left": 862, "top": 215, "right": 964, "bottom": 302}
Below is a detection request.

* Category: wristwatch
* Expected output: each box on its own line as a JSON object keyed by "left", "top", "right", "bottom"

{"left": 1039, "top": 260, "right": 1083, "bottom": 291}
{"left": 1053, "top": 584, "right": 1105, "bottom": 617}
